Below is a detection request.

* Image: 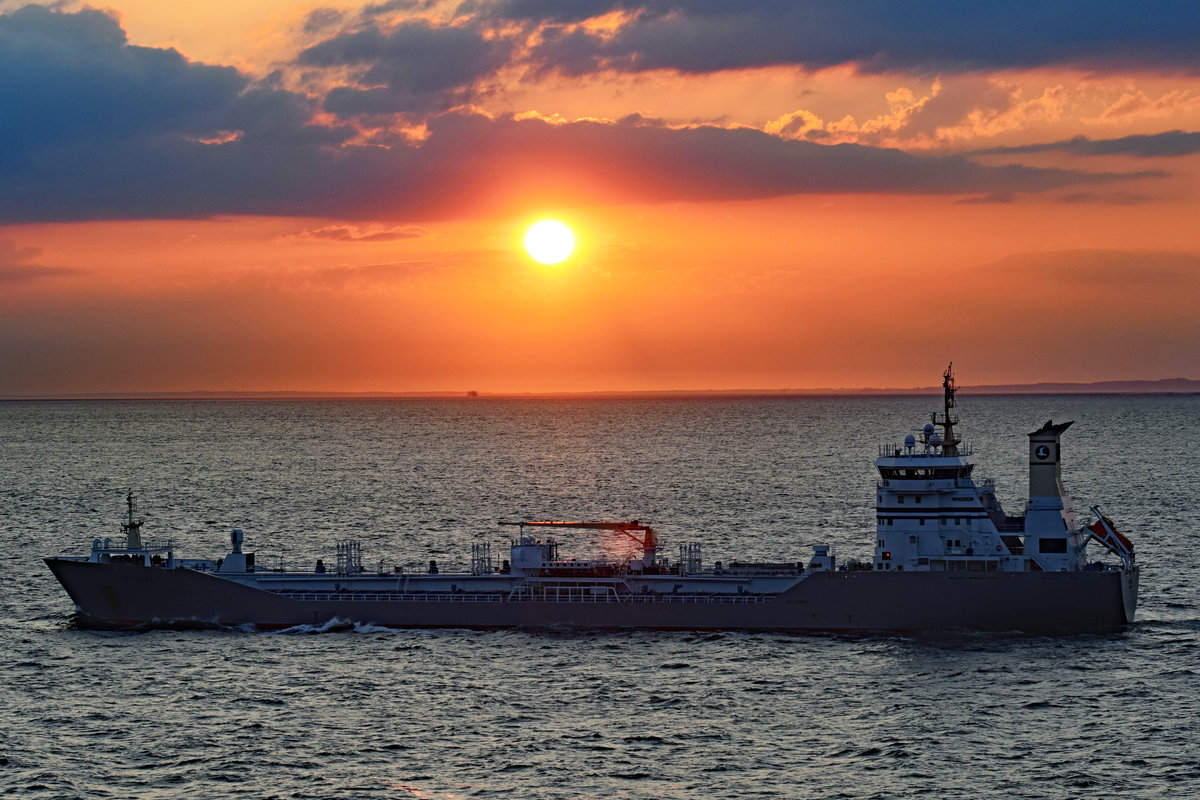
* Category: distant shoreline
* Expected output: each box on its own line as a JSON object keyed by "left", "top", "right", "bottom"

{"left": 3, "top": 377, "right": 1198, "bottom": 401}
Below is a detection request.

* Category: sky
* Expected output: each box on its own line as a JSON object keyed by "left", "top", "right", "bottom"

{"left": 2, "top": 0, "right": 1200, "bottom": 395}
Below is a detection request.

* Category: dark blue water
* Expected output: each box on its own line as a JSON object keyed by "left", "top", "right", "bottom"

{"left": 2, "top": 396, "right": 1197, "bottom": 798}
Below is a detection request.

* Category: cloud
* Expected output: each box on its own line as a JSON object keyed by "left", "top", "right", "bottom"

{"left": 302, "top": 7, "right": 345, "bottom": 35}
{"left": 743, "top": 77, "right": 1089, "bottom": 151}
{"left": 0, "top": 5, "right": 354, "bottom": 221}
{"left": 514, "top": 0, "right": 1200, "bottom": 77}
{"left": 0, "top": 6, "right": 1169, "bottom": 224}
{"left": 978, "top": 249, "right": 1200, "bottom": 287}
{"left": 285, "top": 224, "right": 430, "bottom": 242}
{"left": 972, "top": 130, "right": 1200, "bottom": 158}
{"left": 956, "top": 192, "right": 1016, "bottom": 204}
{"left": 1088, "top": 89, "right": 1200, "bottom": 123}
{"left": 403, "top": 111, "right": 1162, "bottom": 208}
{"left": 310, "top": 261, "right": 434, "bottom": 289}
{"left": 911, "top": 81, "right": 1071, "bottom": 144}
{"left": 1055, "top": 191, "right": 1155, "bottom": 205}
{"left": 298, "top": 19, "right": 514, "bottom": 114}
{"left": 767, "top": 78, "right": 1016, "bottom": 147}
{"left": 0, "top": 239, "right": 84, "bottom": 282}
{"left": 0, "top": 5, "right": 247, "bottom": 156}
{"left": 765, "top": 109, "right": 825, "bottom": 140}
{"left": 466, "top": 0, "right": 641, "bottom": 26}
{"left": 361, "top": 0, "right": 442, "bottom": 19}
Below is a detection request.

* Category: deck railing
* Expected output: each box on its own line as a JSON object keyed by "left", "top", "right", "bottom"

{"left": 878, "top": 443, "right": 973, "bottom": 457}
{"left": 273, "top": 590, "right": 774, "bottom": 605}
{"left": 92, "top": 537, "right": 175, "bottom": 552}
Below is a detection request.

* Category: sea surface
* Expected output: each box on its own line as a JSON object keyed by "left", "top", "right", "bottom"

{"left": 1, "top": 395, "right": 1197, "bottom": 799}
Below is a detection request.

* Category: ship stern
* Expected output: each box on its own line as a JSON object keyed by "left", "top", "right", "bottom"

{"left": 1121, "top": 564, "right": 1140, "bottom": 623}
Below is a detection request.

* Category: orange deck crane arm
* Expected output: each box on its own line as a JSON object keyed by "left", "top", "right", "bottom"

{"left": 498, "top": 520, "right": 659, "bottom": 564}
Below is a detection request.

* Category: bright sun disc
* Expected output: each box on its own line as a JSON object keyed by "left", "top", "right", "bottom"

{"left": 525, "top": 220, "right": 575, "bottom": 264}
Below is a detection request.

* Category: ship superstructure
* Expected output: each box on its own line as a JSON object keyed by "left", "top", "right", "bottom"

{"left": 871, "top": 365, "right": 1133, "bottom": 576}
{"left": 45, "top": 366, "right": 1139, "bottom": 633}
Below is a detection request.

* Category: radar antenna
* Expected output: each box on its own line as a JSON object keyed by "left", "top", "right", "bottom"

{"left": 932, "top": 363, "right": 961, "bottom": 456}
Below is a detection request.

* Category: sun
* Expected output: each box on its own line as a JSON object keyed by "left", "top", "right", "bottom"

{"left": 524, "top": 220, "right": 575, "bottom": 264}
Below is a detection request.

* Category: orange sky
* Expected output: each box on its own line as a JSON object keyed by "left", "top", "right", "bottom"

{"left": 3, "top": 1, "right": 1200, "bottom": 394}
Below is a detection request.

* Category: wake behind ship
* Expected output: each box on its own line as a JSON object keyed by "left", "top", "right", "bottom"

{"left": 45, "top": 366, "right": 1139, "bottom": 633}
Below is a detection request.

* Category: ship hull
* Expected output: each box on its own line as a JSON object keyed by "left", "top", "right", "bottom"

{"left": 45, "top": 558, "right": 1137, "bottom": 634}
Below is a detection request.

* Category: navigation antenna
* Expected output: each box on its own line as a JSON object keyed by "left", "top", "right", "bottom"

{"left": 932, "top": 362, "right": 961, "bottom": 456}
{"left": 122, "top": 490, "right": 144, "bottom": 550}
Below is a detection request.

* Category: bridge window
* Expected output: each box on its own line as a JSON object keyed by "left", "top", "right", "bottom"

{"left": 879, "top": 467, "right": 975, "bottom": 480}
{"left": 1038, "top": 538, "right": 1068, "bottom": 554}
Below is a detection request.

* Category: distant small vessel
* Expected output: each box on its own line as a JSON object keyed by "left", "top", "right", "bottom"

{"left": 45, "top": 366, "right": 1138, "bottom": 632}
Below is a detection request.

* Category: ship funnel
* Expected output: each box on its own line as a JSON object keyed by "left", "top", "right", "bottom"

{"left": 1024, "top": 420, "right": 1079, "bottom": 551}
{"left": 1028, "top": 420, "right": 1073, "bottom": 502}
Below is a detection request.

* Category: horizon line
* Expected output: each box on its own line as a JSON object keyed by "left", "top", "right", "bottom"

{"left": 3, "top": 376, "right": 1199, "bottom": 402}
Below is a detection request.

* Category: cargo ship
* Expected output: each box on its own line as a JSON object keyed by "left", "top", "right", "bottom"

{"left": 45, "top": 366, "right": 1138, "bottom": 633}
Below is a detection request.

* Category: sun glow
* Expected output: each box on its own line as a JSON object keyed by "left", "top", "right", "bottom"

{"left": 524, "top": 219, "right": 575, "bottom": 264}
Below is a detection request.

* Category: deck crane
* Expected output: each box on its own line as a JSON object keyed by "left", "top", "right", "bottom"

{"left": 499, "top": 520, "right": 658, "bottom": 568}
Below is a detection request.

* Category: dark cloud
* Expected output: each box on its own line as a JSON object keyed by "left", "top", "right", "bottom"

{"left": 302, "top": 7, "right": 345, "bottom": 35}
{"left": 361, "top": 0, "right": 441, "bottom": 18}
{"left": 0, "top": 239, "right": 84, "bottom": 282}
{"left": 309, "top": 1, "right": 1200, "bottom": 90}
{"left": 299, "top": 19, "right": 513, "bottom": 114}
{"left": 0, "top": 6, "right": 1167, "bottom": 224}
{"left": 973, "top": 130, "right": 1200, "bottom": 158}
{"left": 981, "top": 249, "right": 1200, "bottom": 287}
{"left": 463, "top": 0, "right": 643, "bottom": 25}
{"left": 0, "top": 5, "right": 356, "bottom": 221}
{"left": 957, "top": 192, "right": 1016, "bottom": 204}
{"left": 0, "top": 264, "right": 80, "bottom": 282}
{"left": 0, "top": 4, "right": 246, "bottom": 158}
{"left": 515, "top": 0, "right": 1200, "bottom": 77}
{"left": 1055, "top": 191, "right": 1155, "bottom": 205}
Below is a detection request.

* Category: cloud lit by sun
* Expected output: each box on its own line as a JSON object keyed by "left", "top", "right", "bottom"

{"left": 524, "top": 220, "right": 575, "bottom": 264}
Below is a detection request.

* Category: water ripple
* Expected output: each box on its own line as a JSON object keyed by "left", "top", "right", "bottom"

{"left": 2, "top": 396, "right": 1198, "bottom": 798}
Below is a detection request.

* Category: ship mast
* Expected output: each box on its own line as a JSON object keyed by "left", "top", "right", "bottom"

{"left": 933, "top": 363, "right": 961, "bottom": 456}
{"left": 122, "top": 490, "right": 144, "bottom": 550}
